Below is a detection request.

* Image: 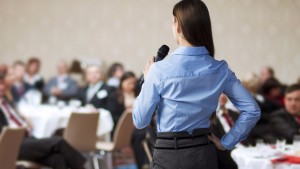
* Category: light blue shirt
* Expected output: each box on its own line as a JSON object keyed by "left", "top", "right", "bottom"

{"left": 132, "top": 46, "right": 261, "bottom": 150}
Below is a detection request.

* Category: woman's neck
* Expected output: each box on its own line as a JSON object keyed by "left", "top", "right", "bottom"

{"left": 178, "top": 37, "right": 194, "bottom": 47}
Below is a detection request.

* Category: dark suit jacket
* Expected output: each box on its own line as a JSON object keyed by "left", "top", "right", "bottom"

{"left": 107, "top": 90, "right": 125, "bottom": 125}
{"left": 0, "top": 108, "right": 8, "bottom": 133}
{"left": 11, "top": 82, "right": 31, "bottom": 103}
{"left": 270, "top": 108, "right": 300, "bottom": 144}
{"left": 29, "top": 78, "right": 44, "bottom": 91}
{"left": 78, "top": 83, "right": 115, "bottom": 110}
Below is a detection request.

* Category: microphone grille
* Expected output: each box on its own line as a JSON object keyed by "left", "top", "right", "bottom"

{"left": 158, "top": 45, "right": 170, "bottom": 56}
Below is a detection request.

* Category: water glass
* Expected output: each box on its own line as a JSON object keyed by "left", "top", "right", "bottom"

{"left": 293, "top": 135, "right": 300, "bottom": 149}
{"left": 276, "top": 139, "right": 286, "bottom": 151}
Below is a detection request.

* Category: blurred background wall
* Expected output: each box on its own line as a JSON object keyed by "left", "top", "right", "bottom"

{"left": 0, "top": 0, "right": 299, "bottom": 83}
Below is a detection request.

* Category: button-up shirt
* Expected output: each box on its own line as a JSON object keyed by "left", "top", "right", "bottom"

{"left": 86, "top": 81, "right": 103, "bottom": 102}
{"left": 132, "top": 46, "right": 261, "bottom": 150}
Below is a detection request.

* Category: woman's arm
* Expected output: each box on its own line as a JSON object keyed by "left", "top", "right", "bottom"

{"left": 221, "top": 69, "right": 261, "bottom": 150}
{"left": 132, "top": 58, "right": 160, "bottom": 129}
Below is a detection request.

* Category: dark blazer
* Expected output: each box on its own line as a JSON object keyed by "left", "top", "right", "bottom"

{"left": 269, "top": 108, "right": 300, "bottom": 144}
{"left": 29, "top": 78, "right": 44, "bottom": 91}
{"left": 107, "top": 90, "right": 125, "bottom": 125}
{"left": 10, "top": 82, "right": 31, "bottom": 103}
{"left": 0, "top": 108, "right": 8, "bottom": 133}
{"left": 78, "top": 83, "right": 115, "bottom": 110}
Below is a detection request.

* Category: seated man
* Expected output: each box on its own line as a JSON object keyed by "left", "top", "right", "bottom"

{"left": 270, "top": 84, "right": 300, "bottom": 143}
{"left": 0, "top": 73, "right": 86, "bottom": 169}
{"left": 10, "top": 61, "right": 31, "bottom": 104}
{"left": 78, "top": 64, "right": 114, "bottom": 109}
{"left": 43, "top": 61, "right": 78, "bottom": 102}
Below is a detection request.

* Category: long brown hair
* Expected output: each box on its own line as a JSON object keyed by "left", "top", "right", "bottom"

{"left": 173, "top": 0, "right": 215, "bottom": 57}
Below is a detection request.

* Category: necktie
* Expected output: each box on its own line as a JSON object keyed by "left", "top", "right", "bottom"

{"left": 222, "top": 111, "right": 233, "bottom": 128}
{"left": 18, "top": 85, "right": 24, "bottom": 96}
{"left": 295, "top": 116, "right": 300, "bottom": 125}
{"left": 1, "top": 100, "right": 23, "bottom": 127}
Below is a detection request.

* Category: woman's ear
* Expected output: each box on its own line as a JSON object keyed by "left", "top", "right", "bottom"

{"left": 173, "top": 17, "right": 181, "bottom": 35}
{"left": 176, "top": 21, "right": 181, "bottom": 35}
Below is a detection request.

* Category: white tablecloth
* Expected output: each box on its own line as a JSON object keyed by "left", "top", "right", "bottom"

{"left": 18, "top": 104, "right": 114, "bottom": 139}
{"left": 232, "top": 146, "right": 300, "bottom": 169}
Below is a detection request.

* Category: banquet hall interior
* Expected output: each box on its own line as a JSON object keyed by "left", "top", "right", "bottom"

{"left": 0, "top": 0, "right": 300, "bottom": 169}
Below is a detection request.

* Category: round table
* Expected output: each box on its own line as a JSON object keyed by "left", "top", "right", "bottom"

{"left": 18, "top": 104, "right": 114, "bottom": 139}
{"left": 231, "top": 146, "right": 300, "bottom": 169}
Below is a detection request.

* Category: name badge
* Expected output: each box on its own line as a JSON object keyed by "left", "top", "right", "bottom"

{"left": 97, "top": 90, "right": 108, "bottom": 99}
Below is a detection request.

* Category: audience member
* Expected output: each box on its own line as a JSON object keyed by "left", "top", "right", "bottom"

{"left": 69, "top": 59, "right": 85, "bottom": 87}
{"left": 78, "top": 64, "right": 113, "bottom": 109}
{"left": 210, "top": 93, "right": 238, "bottom": 169}
{"left": 108, "top": 71, "right": 137, "bottom": 126}
{"left": 260, "top": 78, "right": 284, "bottom": 113}
{"left": 259, "top": 66, "right": 275, "bottom": 86}
{"left": 269, "top": 84, "right": 300, "bottom": 144}
{"left": 0, "top": 64, "right": 8, "bottom": 74}
{"left": 24, "top": 57, "right": 44, "bottom": 91}
{"left": 43, "top": 61, "right": 78, "bottom": 102}
{"left": 10, "top": 61, "right": 31, "bottom": 103}
{"left": 242, "top": 73, "right": 274, "bottom": 142}
{"left": 0, "top": 73, "right": 86, "bottom": 169}
{"left": 107, "top": 63, "right": 124, "bottom": 88}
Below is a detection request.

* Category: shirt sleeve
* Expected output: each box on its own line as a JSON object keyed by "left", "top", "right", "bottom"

{"left": 221, "top": 69, "right": 261, "bottom": 150}
{"left": 132, "top": 64, "right": 161, "bottom": 129}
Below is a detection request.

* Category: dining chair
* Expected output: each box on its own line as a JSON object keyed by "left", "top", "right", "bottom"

{"left": 0, "top": 127, "right": 26, "bottom": 169}
{"left": 96, "top": 111, "right": 135, "bottom": 167}
{"left": 63, "top": 112, "right": 100, "bottom": 169}
{"left": 17, "top": 112, "right": 100, "bottom": 169}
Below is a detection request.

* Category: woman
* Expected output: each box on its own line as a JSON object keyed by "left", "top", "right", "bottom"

{"left": 24, "top": 57, "right": 44, "bottom": 91}
{"left": 108, "top": 72, "right": 149, "bottom": 169}
{"left": 106, "top": 63, "right": 124, "bottom": 88}
{"left": 132, "top": 0, "right": 261, "bottom": 169}
{"left": 108, "top": 71, "right": 137, "bottom": 125}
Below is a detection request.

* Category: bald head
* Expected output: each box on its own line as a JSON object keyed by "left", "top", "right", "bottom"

{"left": 85, "top": 65, "right": 103, "bottom": 85}
{"left": 57, "top": 61, "right": 69, "bottom": 75}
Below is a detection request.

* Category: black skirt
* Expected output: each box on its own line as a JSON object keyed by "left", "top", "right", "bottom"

{"left": 151, "top": 128, "right": 218, "bottom": 169}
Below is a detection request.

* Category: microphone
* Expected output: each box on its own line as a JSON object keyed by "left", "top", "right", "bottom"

{"left": 140, "top": 45, "right": 170, "bottom": 85}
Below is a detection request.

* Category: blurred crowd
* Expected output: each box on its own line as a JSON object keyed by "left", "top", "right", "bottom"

{"left": 0, "top": 58, "right": 139, "bottom": 125}
{"left": 0, "top": 58, "right": 300, "bottom": 169}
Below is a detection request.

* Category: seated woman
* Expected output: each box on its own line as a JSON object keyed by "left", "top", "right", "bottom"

{"left": 108, "top": 72, "right": 149, "bottom": 169}
{"left": 108, "top": 71, "right": 137, "bottom": 125}
{"left": 24, "top": 57, "right": 44, "bottom": 91}
{"left": 106, "top": 63, "right": 124, "bottom": 88}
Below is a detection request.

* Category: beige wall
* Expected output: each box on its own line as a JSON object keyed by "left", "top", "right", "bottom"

{"left": 0, "top": 0, "right": 299, "bottom": 83}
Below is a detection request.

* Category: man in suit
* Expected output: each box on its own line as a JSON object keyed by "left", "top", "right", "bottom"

{"left": 43, "top": 61, "right": 78, "bottom": 102}
{"left": 270, "top": 84, "right": 300, "bottom": 144}
{"left": 78, "top": 64, "right": 114, "bottom": 109}
{"left": 10, "top": 61, "right": 31, "bottom": 103}
{"left": 0, "top": 72, "right": 86, "bottom": 169}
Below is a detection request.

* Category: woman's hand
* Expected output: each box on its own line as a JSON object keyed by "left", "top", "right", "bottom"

{"left": 208, "top": 134, "right": 226, "bottom": 150}
{"left": 143, "top": 56, "right": 155, "bottom": 80}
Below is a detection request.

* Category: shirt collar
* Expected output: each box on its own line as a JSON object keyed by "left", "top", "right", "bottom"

{"left": 172, "top": 46, "right": 209, "bottom": 56}
{"left": 89, "top": 81, "right": 103, "bottom": 89}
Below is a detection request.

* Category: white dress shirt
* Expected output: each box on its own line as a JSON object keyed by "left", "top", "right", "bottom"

{"left": 86, "top": 81, "right": 103, "bottom": 102}
{"left": 0, "top": 98, "right": 27, "bottom": 128}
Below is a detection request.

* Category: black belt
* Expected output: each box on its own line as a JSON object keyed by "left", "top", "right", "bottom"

{"left": 154, "top": 128, "right": 212, "bottom": 150}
